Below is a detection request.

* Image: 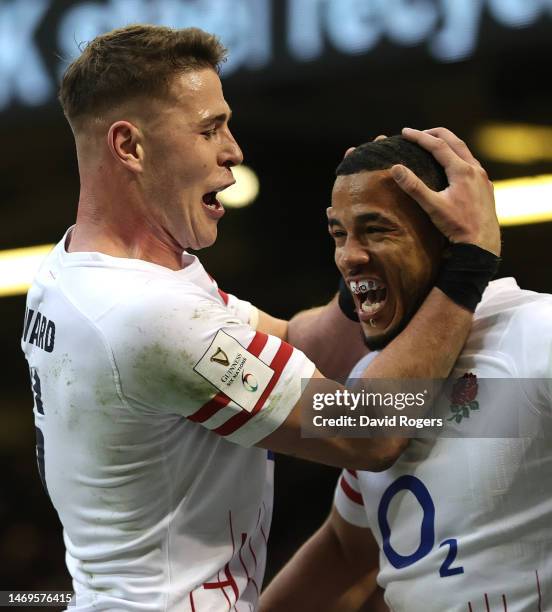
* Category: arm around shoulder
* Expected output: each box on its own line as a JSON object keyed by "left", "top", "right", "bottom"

{"left": 257, "top": 370, "right": 408, "bottom": 471}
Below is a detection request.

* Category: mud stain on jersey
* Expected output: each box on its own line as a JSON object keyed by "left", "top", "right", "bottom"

{"left": 66, "top": 403, "right": 80, "bottom": 431}
{"left": 50, "top": 352, "right": 72, "bottom": 381}
{"left": 191, "top": 300, "right": 218, "bottom": 321}
{"left": 131, "top": 341, "right": 211, "bottom": 405}
{"left": 95, "top": 379, "right": 119, "bottom": 410}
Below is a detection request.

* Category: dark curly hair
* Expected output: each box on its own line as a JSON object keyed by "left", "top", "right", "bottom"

{"left": 336, "top": 135, "right": 448, "bottom": 192}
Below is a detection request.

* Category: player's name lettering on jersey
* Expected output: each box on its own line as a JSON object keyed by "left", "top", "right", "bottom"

{"left": 22, "top": 308, "right": 56, "bottom": 353}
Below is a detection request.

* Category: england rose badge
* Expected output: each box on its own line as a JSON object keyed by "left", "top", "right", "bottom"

{"left": 448, "top": 372, "right": 479, "bottom": 423}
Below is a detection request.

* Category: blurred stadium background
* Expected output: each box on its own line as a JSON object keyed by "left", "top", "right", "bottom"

{"left": 1, "top": 0, "right": 551, "bottom": 602}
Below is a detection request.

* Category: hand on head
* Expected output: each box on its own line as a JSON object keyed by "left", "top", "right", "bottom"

{"left": 343, "top": 135, "right": 387, "bottom": 159}
{"left": 390, "top": 127, "right": 500, "bottom": 256}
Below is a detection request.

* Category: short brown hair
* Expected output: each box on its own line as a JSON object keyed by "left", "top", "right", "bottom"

{"left": 59, "top": 24, "right": 226, "bottom": 125}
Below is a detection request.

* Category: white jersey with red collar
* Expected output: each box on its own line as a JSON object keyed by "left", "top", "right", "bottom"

{"left": 21, "top": 230, "right": 315, "bottom": 611}
{"left": 335, "top": 278, "right": 552, "bottom": 612}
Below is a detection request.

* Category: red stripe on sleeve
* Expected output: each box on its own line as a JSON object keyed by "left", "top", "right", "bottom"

{"left": 346, "top": 469, "right": 358, "bottom": 479}
{"left": 340, "top": 475, "right": 364, "bottom": 506}
{"left": 188, "top": 392, "right": 231, "bottom": 423}
{"left": 247, "top": 331, "right": 269, "bottom": 356}
{"left": 213, "top": 340, "right": 293, "bottom": 437}
{"left": 218, "top": 288, "right": 229, "bottom": 305}
{"left": 188, "top": 332, "right": 269, "bottom": 423}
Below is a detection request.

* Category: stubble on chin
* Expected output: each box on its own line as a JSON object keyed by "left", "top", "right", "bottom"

{"left": 362, "top": 328, "right": 398, "bottom": 351}
{"left": 361, "top": 292, "right": 428, "bottom": 351}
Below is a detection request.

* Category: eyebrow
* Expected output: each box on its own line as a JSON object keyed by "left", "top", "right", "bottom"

{"left": 328, "top": 212, "right": 393, "bottom": 227}
{"left": 198, "top": 110, "right": 232, "bottom": 127}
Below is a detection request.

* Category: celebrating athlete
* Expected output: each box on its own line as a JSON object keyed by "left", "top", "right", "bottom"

{"left": 22, "top": 25, "right": 500, "bottom": 610}
{"left": 260, "top": 134, "right": 552, "bottom": 612}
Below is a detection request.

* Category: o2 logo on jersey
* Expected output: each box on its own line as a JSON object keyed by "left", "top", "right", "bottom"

{"left": 377, "top": 475, "right": 464, "bottom": 578}
{"left": 242, "top": 372, "right": 259, "bottom": 392}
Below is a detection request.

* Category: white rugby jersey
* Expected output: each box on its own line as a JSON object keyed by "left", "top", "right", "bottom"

{"left": 21, "top": 230, "right": 315, "bottom": 611}
{"left": 335, "top": 278, "right": 552, "bottom": 612}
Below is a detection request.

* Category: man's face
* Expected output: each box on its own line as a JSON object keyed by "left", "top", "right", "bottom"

{"left": 328, "top": 170, "right": 443, "bottom": 350}
{"left": 141, "top": 68, "right": 243, "bottom": 250}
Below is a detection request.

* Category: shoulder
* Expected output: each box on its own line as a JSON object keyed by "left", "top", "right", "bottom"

{"left": 476, "top": 278, "right": 552, "bottom": 319}
{"left": 98, "top": 277, "right": 242, "bottom": 353}
{"left": 473, "top": 278, "right": 552, "bottom": 337}
{"left": 471, "top": 279, "right": 552, "bottom": 377}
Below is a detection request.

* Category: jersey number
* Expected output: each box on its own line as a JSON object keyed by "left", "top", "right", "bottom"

{"left": 377, "top": 475, "right": 463, "bottom": 578}
{"left": 30, "top": 368, "right": 48, "bottom": 497}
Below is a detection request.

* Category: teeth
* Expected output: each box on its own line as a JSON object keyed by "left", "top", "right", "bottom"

{"left": 203, "top": 191, "right": 221, "bottom": 209}
{"left": 349, "top": 279, "right": 384, "bottom": 295}
{"left": 361, "top": 301, "right": 384, "bottom": 314}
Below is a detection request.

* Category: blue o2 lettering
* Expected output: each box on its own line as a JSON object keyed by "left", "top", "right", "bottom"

{"left": 378, "top": 475, "right": 463, "bottom": 577}
{"left": 378, "top": 475, "right": 435, "bottom": 568}
{"left": 439, "top": 539, "right": 464, "bottom": 577}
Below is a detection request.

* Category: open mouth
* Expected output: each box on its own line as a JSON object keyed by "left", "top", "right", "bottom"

{"left": 202, "top": 180, "right": 235, "bottom": 216}
{"left": 202, "top": 191, "right": 223, "bottom": 210}
{"left": 349, "top": 278, "right": 388, "bottom": 317}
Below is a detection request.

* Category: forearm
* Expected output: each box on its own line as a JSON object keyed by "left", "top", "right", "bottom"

{"left": 260, "top": 522, "right": 377, "bottom": 612}
{"left": 259, "top": 370, "right": 410, "bottom": 471}
{"left": 288, "top": 295, "right": 366, "bottom": 380}
{"left": 363, "top": 287, "right": 471, "bottom": 379}
{"left": 361, "top": 588, "right": 390, "bottom": 612}
{"left": 260, "top": 289, "right": 471, "bottom": 470}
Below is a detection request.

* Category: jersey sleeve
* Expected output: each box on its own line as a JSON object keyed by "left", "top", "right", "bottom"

{"left": 214, "top": 286, "right": 258, "bottom": 329}
{"left": 334, "top": 469, "right": 370, "bottom": 528}
{"left": 102, "top": 283, "right": 314, "bottom": 447}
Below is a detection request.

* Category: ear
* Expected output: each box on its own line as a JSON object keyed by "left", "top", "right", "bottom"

{"left": 107, "top": 121, "right": 144, "bottom": 173}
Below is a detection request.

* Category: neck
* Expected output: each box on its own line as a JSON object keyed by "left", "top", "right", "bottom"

{"left": 68, "top": 167, "right": 184, "bottom": 271}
